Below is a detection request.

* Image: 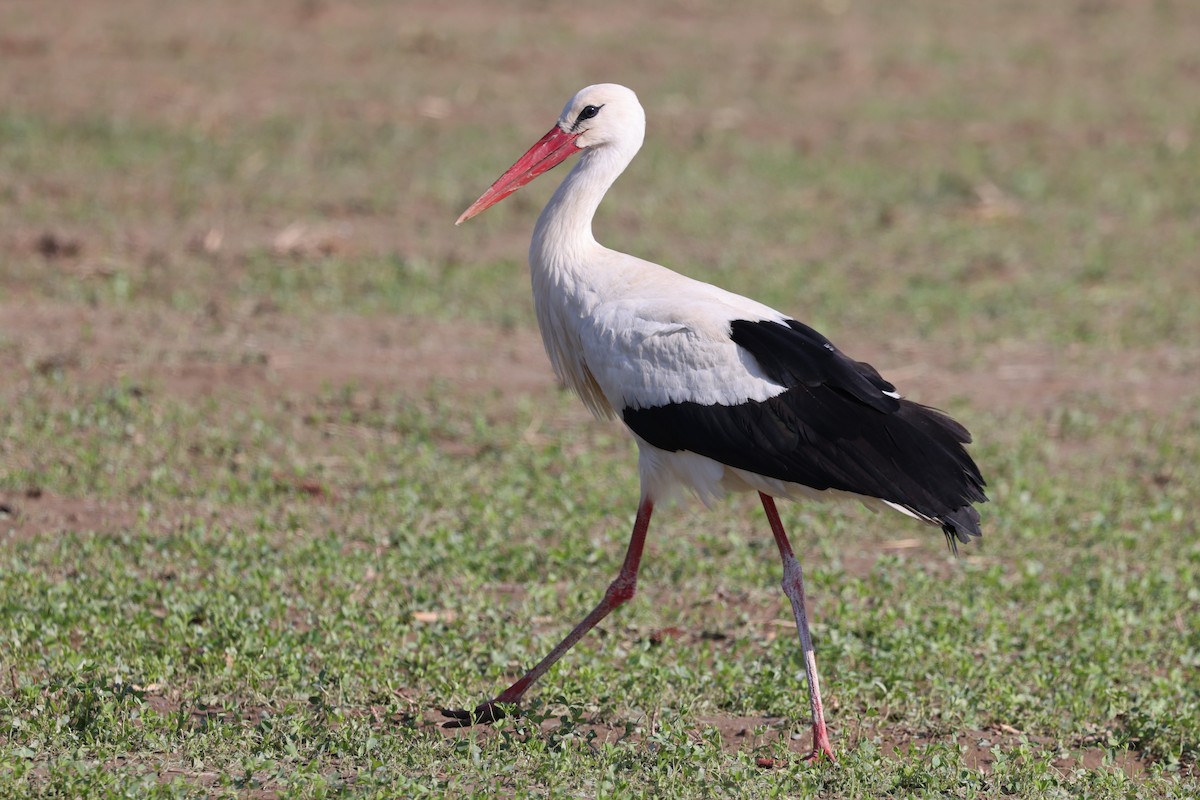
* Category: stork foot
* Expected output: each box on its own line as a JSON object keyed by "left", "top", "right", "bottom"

{"left": 802, "top": 746, "right": 836, "bottom": 763}
{"left": 801, "top": 724, "right": 836, "bottom": 763}
{"left": 440, "top": 700, "right": 515, "bottom": 728}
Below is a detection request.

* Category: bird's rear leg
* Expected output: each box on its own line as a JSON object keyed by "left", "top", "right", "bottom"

{"left": 759, "top": 493, "right": 836, "bottom": 763}
{"left": 441, "top": 500, "right": 653, "bottom": 729}
{"left": 779, "top": 554, "right": 835, "bottom": 762}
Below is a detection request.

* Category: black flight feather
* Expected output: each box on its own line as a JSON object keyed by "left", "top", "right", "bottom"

{"left": 622, "top": 319, "right": 987, "bottom": 546}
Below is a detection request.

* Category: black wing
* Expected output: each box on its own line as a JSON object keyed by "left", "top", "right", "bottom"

{"left": 623, "top": 319, "right": 987, "bottom": 545}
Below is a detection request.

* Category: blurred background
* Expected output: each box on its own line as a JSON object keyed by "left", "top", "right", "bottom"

{"left": 4, "top": 1, "right": 1197, "bottom": 362}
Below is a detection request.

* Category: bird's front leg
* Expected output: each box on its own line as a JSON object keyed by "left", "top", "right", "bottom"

{"left": 441, "top": 499, "right": 655, "bottom": 729}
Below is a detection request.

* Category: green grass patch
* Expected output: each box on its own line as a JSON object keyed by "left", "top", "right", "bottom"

{"left": 2, "top": 382, "right": 1198, "bottom": 795}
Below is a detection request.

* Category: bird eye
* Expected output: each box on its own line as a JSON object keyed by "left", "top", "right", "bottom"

{"left": 577, "top": 104, "right": 602, "bottom": 122}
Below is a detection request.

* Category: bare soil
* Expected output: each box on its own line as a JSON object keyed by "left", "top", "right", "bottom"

{"left": 4, "top": 292, "right": 1197, "bottom": 551}
{"left": 6, "top": 297, "right": 1198, "bottom": 412}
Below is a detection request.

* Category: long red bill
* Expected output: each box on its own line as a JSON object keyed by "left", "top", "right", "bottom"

{"left": 456, "top": 126, "right": 582, "bottom": 225}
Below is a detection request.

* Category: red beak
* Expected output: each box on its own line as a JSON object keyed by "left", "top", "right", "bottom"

{"left": 456, "top": 126, "right": 583, "bottom": 225}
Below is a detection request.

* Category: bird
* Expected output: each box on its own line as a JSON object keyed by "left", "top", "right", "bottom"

{"left": 443, "top": 83, "right": 987, "bottom": 762}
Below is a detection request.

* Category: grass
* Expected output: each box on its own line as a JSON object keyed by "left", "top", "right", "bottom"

{"left": 2, "top": 382, "right": 1198, "bottom": 796}
{"left": 2, "top": 0, "right": 1200, "bottom": 796}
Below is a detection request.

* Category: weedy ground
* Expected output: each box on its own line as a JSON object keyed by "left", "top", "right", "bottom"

{"left": 1, "top": 1, "right": 1198, "bottom": 797}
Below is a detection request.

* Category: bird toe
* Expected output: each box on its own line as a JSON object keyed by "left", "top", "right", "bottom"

{"left": 440, "top": 700, "right": 511, "bottom": 728}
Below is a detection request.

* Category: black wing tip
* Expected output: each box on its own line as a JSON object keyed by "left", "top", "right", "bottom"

{"left": 940, "top": 503, "right": 984, "bottom": 557}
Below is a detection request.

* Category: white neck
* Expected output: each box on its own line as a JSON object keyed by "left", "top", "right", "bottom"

{"left": 526, "top": 140, "right": 640, "bottom": 420}
{"left": 529, "top": 143, "right": 636, "bottom": 276}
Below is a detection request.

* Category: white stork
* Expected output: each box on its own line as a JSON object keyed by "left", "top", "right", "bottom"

{"left": 443, "top": 83, "right": 987, "bottom": 761}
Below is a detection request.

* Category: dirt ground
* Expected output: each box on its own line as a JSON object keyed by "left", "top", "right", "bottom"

{"left": 3, "top": 0, "right": 1196, "bottom": 422}
{"left": 4, "top": 293, "right": 1197, "bottom": 417}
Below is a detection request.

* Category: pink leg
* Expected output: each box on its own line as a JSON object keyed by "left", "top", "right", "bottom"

{"left": 442, "top": 498, "right": 654, "bottom": 727}
{"left": 759, "top": 492, "right": 835, "bottom": 762}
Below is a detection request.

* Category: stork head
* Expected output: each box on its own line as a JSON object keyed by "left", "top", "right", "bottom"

{"left": 456, "top": 83, "right": 645, "bottom": 225}
{"left": 555, "top": 83, "right": 645, "bottom": 151}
